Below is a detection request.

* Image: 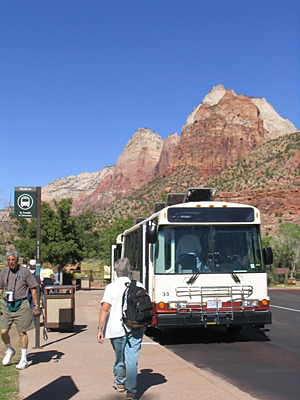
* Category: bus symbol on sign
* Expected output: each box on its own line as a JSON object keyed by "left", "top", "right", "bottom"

{"left": 17, "top": 194, "right": 34, "bottom": 210}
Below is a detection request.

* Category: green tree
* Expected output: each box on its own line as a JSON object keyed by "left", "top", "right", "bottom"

{"left": 12, "top": 217, "right": 37, "bottom": 259}
{"left": 97, "top": 215, "right": 134, "bottom": 265}
{"left": 13, "top": 199, "right": 84, "bottom": 268}
{"left": 270, "top": 223, "right": 300, "bottom": 277}
{"left": 75, "top": 210, "right": 101, "bottom": 259}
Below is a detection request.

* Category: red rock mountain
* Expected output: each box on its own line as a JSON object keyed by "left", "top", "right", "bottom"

{"left": 41, "top": 85, "right": 298, "bottom": 216}
{"left": 166, "top": 86, "right": 295, "bottom": 177}
{"left": 71, "top": 128, "right": 164, "bottom": 213}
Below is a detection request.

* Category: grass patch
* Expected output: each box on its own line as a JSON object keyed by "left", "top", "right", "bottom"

{"left": 81, "top": 259, "right": 103, "bottom": 273}
{"left": 0, "top": 299, "right": 20, "bottom": 400}
{"left": 0, "top": 361, "right": 19, "bottom": 400}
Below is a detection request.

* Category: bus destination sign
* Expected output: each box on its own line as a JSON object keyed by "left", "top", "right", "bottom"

{"left": 14, "top": 187, "right": 37, "bottom": 218}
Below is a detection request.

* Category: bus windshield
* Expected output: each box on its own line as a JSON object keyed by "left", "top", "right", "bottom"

{"left": 154, "top": 225, "right": 265, "bottom": 274}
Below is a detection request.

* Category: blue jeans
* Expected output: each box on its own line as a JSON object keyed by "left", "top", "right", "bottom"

{"left": 110, "top": 328, "right": 144, "bottom": 394}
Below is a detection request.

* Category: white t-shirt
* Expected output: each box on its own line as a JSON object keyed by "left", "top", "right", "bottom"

{"left": 101, "top": 276, "right": 144, "bottom": 339}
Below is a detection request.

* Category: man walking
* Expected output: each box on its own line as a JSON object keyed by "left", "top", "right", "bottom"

{"left": 0, "top": 250, "right": 38, "bottom": 369}
{"left": 97, "top": 258, "right": 145, "bottom": 400}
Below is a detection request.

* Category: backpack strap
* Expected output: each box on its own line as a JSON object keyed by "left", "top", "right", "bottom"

{"left": 121, "top": 281, "right": 130, "bottom": 311}
{"left": 121, "top": 281, "right": 131, "bottom": 333}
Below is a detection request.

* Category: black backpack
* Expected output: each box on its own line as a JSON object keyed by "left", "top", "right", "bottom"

{"left": 122, "top": 280, "right": 154, "bottom": 329}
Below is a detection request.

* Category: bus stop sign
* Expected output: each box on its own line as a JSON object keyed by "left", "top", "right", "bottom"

{"left": 14, "top": 187, "right": 37, "bottom": 218}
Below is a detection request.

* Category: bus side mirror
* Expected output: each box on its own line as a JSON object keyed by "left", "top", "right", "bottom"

{"left": 263, "top": 247, "right": 273, "bottom": 266}
{"left": 146, "top": 224, "right": 157, "bottom": 243}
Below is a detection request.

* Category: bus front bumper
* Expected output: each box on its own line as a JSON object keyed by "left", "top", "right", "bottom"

{"left": 155, "top": 310, "right": 272, "bottom": 329}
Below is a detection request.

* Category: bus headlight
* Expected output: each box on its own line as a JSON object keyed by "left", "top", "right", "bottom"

{"left": 243, "top": 300, "right": 259, "bottom": 307}
{"left": 168, "top": 302, "right": 188, "bottom": 310}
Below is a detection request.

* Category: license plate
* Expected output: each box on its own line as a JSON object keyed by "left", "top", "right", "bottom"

{"left": 207, "top": 300, "right": 222, "bottom": 308}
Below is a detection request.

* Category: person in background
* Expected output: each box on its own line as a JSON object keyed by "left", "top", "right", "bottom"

{"left": 62, "top": 267, "right": 73, "bottom": 286}
{"left": 52, "top": 266, "right": 60, "bottom": 293}
{"left": 0, "top": 250, "right": 38, "bottom": 369}
{"left": 41, "top": 262, "right": 54, "bottom": 305}
{"left": 97, "top": 258, "right": 145, "bottom": 400}
{"left": 28, "top": 259, "right": 36, "bottom": 276}
{"left": 62, "top": 267, "right": 74, "bottom": 293}
{"left": 176, "top": 228, "right": 202, "bottom": 261}
{"left": 21, "top": 258, "right": 28, "bottom": 269}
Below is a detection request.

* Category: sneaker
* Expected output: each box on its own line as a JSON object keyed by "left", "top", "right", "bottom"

{"left": 2, "top": 348, "right": 16, "bottom": 366}
{"left": 16, "top": 359, "right": 28, "bottom": 370}
{"left": 113, "top": 382, "right": 125, "bottom": 392}
{"left": 127, "top": 392, "right": 136, "bottom": 400}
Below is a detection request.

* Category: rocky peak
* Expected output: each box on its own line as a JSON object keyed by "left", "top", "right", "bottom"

{"left": 186, "top": 84, "right": 298, "bottom": 137}
{"left": 154, "top": 133, "right": 180, "bottom": 177}
{"left": 168, "top": 89, "right": 270, "bottom": 177}
{"left": 71, "top": 128, "right": 165, "bottom": 214}
{"left": 123, "top": 127, "right": 164, "bottom": 150}
{"left": 186, "top": 85, "right": 228, "bottom": 125}
{"left": 251, "top": 97, "right": 297, "bottom": 138}
{"left": 115, "top": 128, "right": 163, "bottom": 182}
{"left": 42, "top": 167, "right": 115, "bottom": 203}
{"left": 41, "top": 85, "right": 298, "bottom": 220}
{"left": 202, "top": 84, "right": 228, "bottom": 106}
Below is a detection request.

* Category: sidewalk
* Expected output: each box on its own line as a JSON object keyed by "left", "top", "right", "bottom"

{"left": 2, "top": 290, "right": 257, "bottom": 400}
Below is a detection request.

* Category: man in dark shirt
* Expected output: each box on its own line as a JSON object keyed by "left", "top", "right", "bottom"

{"left": 0, "top": 250, "right": 38, "bottom": 369}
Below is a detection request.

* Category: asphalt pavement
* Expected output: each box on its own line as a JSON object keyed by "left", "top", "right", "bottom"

{"left": 1, "top": 289, "right": 258, "bottom": 400}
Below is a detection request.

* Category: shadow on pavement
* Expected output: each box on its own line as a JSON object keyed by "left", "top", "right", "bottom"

{"left": 27, "top": 350, "right": 65, "bottom": 366}
{"left": 40, "top": 324, "right": 87, "bottom": 348}
{"left": 146, "top": 325, "right": 270, "bottom": 346}
{"left": 137, "top": 368, "right": 167, "bottom": 399}
{"left": 22, "top": 375, "right": 79, "bottom": 400}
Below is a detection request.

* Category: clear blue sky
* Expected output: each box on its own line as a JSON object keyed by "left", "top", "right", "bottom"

{"left": 1, "top": 0, "right": 299, "bottom": 206}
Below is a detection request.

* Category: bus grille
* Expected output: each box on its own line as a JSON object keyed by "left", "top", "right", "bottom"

{"left": 175, "top": 285, "right": 254, "bottom": 323}
{"left": 175, "top": 285, "right": 253, "bottom": 299}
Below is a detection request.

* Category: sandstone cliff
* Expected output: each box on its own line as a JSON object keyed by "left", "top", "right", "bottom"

{"left": 42, "top": 167, "right": 115, "bottom": 203}
{"left": 114, "top": 128, "right": 164, "bottom": 187}
{"left": 186, "top": 84, "right": 297, "bottom": 137}
{"left": 71, "top": 128, "right": 164, "bottom": 214}
{"left": 41, "top": 85, "right": 299, "bottom": 230}
{"left": 167, "top": 85, "right": 297, "bottom": 178}
{"left": 154, "top": 133, "right": 180, "bottom": 177}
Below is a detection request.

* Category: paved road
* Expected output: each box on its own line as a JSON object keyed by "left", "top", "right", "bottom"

{"left": 146, "top": 289, "right": 300, "bottom": 400}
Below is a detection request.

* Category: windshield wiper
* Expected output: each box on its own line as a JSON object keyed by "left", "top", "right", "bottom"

{"left": 214, "top": 252, "right": 241, "bottom": 284}
{"left": 187, "top": 252, "right": 241, "bottom": 285}
{"left": 187, "top": 252, "right": 211, "bottom": 285}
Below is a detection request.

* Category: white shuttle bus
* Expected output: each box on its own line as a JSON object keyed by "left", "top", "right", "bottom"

{"left": 112, "top": 188, "right": 273, "bottom": 333}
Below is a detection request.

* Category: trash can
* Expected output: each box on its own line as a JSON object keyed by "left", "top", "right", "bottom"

{"left": 81, "top": 275, "right": 91, "bottom": 290}
{"left": 44, "top": 285, "right": 75, "bottom": 331}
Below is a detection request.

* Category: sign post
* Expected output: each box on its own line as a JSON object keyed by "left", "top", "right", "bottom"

{"left": 14, "top": 186, "right": 42, "bottom": 348}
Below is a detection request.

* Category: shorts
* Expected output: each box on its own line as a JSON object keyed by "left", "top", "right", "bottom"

{"left": 0, "top": 299, "right": 35, "bottom": 333}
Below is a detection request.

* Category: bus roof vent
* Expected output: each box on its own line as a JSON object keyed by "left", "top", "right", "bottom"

{"left": 184, "top": 188, "right": 217, "bottom": 202}
{"left": 153, "top": 202, "right": 165, "bottom": 213}
{"left": 165, "top": 193, "right": 185, "bottom": 206}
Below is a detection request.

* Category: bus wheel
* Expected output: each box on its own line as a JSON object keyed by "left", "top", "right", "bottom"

{"left": 226, "top": 326, "right": 242, "bottom": 334}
